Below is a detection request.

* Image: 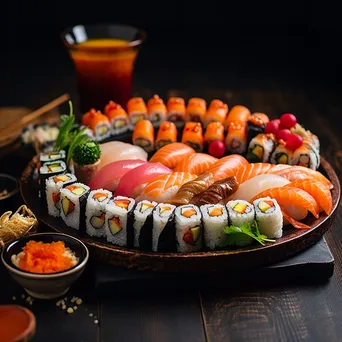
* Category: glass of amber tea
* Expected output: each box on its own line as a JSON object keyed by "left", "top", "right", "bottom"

{"left": 61, "top": 24, "right": 146, "bottom": 114}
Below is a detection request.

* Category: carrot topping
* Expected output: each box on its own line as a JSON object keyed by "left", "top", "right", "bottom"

{"left": 209, "top": 207, "right": 223, "bottom": 216}
{"left": 18, "top": 241, "right": 75, "bottom": 274}
{"left": 114, "top": 199, "right": 130, "bottom": 209}
{"left": 182, "top": 208, "right": 197, "bottom": 218}
{"left": 93, "top": 192, "right": 108, "bottom": 200}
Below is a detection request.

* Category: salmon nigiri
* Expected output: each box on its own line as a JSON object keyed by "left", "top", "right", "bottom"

{"left": 135, "top": 172, "right": 197, "bottom": 203}
{"left": 174, "top": 153, "right": 218, "bottom": 175}
{"left": 206, "top": 154, "right": 249, "bottom": 182}
{"left": 149, "top": 142, "right": 195, "bottom": 169}
{"left": 283, "top": 178, "right": 332, "bottom": 215}
{"left": 267, "top": 165, "right": 333, "bottom": 190}
{"left": 251, "top": 186, "right": 320, "bottom": 229}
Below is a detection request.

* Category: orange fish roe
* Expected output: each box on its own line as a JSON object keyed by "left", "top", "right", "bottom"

{"left": 18, "top": 241, "right": 74, "bottom": 274}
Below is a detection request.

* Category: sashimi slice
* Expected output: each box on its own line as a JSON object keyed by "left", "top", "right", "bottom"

{"left": 206, "top": 154, "right": 249, "bottom": 182}
{"left": 281, "top": 207, "right": 311, "bottom": 229}
{"left": 149, "top": 142, "right": 195, "bottom": 169}
{"left": 135, "top": 172, "right": 197, "bottom": 203}
{"left": 251, "top": 186, "right": 320, "bottom": 224}
{"left": 99, "top": 141, "right": 148, "bottom": 169}
{"left": 283, "top": 178, "right": 332, "bottom": 215}
{"left": 229, "top": 174, "right": 290, "bottom": 201}
{"left": 114, "top": 162, "right": 172, "bottom": 198}
{"left": 88, "top": 159, "right": 147, "bottom": 192}
{"left": 267, "top": 165, "right": 333, "bottom": 190}
{"left": 174, "top": 153, "right": 218, "bottom": 175}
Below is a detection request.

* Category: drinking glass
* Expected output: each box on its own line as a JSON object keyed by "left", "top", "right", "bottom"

{"left": 61, "top": 24, "right": 146, "bottom": 114}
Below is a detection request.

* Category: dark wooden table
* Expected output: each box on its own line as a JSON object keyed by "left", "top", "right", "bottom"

{"left": 1, "top": 38, "right": 342, "bottom": 341}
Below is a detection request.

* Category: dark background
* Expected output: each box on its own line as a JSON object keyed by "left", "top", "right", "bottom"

{"left": 1, "top": 1, "right": 341, "bottom": 108}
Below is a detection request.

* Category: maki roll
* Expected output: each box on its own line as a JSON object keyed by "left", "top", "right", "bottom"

{"left": 105, "top": 196, "right": 135, "bottom": 247}
{"left": 155, "top": 121, "right": 178, "bottom": 150}
{"left": 147, "top": 94, "right": 167, "bottom": 128}
{"left": 202, "top": 99, "right": 228, "bottom": 129}
{"left": 204, "top": 122, "right": 225, "bottom": 146}
{"left": 167, "top": 97, "right": 186, "bottom": 128}
{"left": 132, "top": 119, "right": 155, "bottom": 152}
{"left": 226, "top": 200, "right": 255, "bottom": 227}
{"left": 39, "top": 160, "right": 67, "bottom": 200}
{"left": 200, "top": 204, "right": 229, "bottom": 250}
{"left": 85, "top": 189, "right": 112, "bottom": 237}
{"left": 126, "top": 97, "right": 148, "bottom": 129}
{"left": 45, "top": 173, "right": 77, "bottom": 217}
{"left": 290, "top": 140, "right": 320, "bottom": 170}
{"left": 174, "top": 204, "right": 202, "bottom": 252}
{"left": 83, "top": 108, "right": 111, "bottom": 142}
{"left": 104, "top": 101, "right": 129, "bottom": 135}
{"left": 181, "top": 122, "right": 204, "bottom": 152}
{"left": 152, "top": 203, "right": 176, "bottom": 252}
{"left": 186, "top": 97, "right": 206, "bottom": 123}
{"left": 39, "top": 150, "right": 66, "bottom": 164}
{"left": 225, "top": 120, "right": 248, "bottom": 155}
{"left": 133, "top": 200, "right": 157, "bottom": 250}
{"left": 224, "top": 105, "right": 250, "bottom": 131}
{"left": 246, "top": 133, "right": 277, "bottom": 163}
{"left": 247, "top": 112, "right": 269, "bottom": 142}
{"left": 60, "top": 183, "right": 90, "bottom": 230}
{"left": 270, "top": 141, "right": 293, "bottom": 165}
{"left": 253, "top": 197, "right": 283, "bottom": 238}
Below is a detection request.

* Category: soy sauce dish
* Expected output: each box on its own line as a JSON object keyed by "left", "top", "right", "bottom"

{"left": 1, "top": 233, "right": 89, "bottom": 299}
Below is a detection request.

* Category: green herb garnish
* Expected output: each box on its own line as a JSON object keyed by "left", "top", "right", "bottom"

{"left": 72, "top": 141, "right": 101, "bottom": 166}
{"left": 224, "top": 220, "right": 275, "bottom": 246}
{"left": 54, "top": 101, "right": 89, "bottom": 164}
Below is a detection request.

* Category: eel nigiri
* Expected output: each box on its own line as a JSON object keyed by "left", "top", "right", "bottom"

{"left": 223, "top": 105, "right": 251, "bottom": 131}
{"left": 282, "top": 178, "right": 332, "bottom": 215}
{"left": 99, "top": 141, "right": 148, "bottom": 170}
{"left": 191, "top": 176, "right": 239, "bottom": 206}
{"left": 114, "top": 162, "right": 172, "bottom": 198}
{"left": 88, "top": 159, "right": 147, "bottom": 192}
{"left": 135, "top": 172, "right": 197, "bottom": 203}
{"left": 229, "top": 174, "right": 290, "bottom": 201}
{"left": 149, "top": 142, "right": 195, "bottom": 169}
{"left": 169, "top": 171, "right": 215, "bottom": 206}
{"left": 206, "top": 154, "right": 249, "bottom": 182}
{"left": 174, "top": 153, "right": 218, "bottom": 175}
{"left": 155, "top": 121, "right": 178, "bottom": 150}
{"left": 186, "top": 97, "right": 206, "bottom": 122}
{"left": 251, "top": 186, "right": 320, "bottom": 229}
{"left": 267, "top": 165, "right": 333, "bottom": 190}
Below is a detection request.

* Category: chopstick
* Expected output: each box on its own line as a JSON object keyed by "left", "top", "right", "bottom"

{"left": 0, "top": 93, "right": 70, "bottom": 136}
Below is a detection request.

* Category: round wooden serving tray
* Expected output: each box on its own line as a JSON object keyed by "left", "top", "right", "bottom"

{"left": 20, "top": 156, "right": 340, "bottom": 273}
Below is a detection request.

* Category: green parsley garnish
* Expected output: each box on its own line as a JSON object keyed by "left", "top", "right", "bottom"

{"left": 224, "top": 220, "right": 275, "bottom": 246}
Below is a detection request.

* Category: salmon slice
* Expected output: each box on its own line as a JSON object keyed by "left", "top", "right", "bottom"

{"left": 149, "top": 142, "right": 195, "bottom": 169}
{"left": 135, "top": 172, "right": 197, "bottom": 203}
{"left": 206, "top": 154, "right": 249, "bottom": 182}
{"left": 267, "top": 165, "right": 333, "bottom": 190}
{"left": 251, "top": 186, "right": 320, "bottom": 220}
{"left": 283, "top": 178, "right": 332, "bottom": 215}
{"left": 174, "top": 153, "right": 218, "bottom": 175}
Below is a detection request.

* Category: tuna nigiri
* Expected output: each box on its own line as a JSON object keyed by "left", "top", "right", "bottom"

{"left": 114, "top": 162, "right": 172, "bottom": 198}
{"left": 135, "top": 172, "right": 197, "bottom": 203}
{"left": 149, "top": 142, "right": 195, "bottom": 169}
{"left": 88, "top": 159, "right": 147, "bottom": 192}
{"left": 251, "top": 186, "right": 320, "bottom": 228}
{"left": 98, "top": 141, "right": 148, "bottom": 170}
{"left": 229, "top": 174, "right": 291, "bottom": 201}
{"left": 206, "top": 154, "right": 249, "bottom": 182}
{"left": 174, "top": 153, "right": 218, "bottom": 175}
{"left": 283, "top": 178, "right": 332, "bottom": 215}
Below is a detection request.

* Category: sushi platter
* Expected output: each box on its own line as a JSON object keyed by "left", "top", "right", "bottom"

{"left": 19, "top": 96, "right": 341, "bottom": 273}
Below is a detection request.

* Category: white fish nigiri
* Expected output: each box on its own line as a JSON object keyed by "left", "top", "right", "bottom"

{"left": 99, "top": 141, "right": 148, "bottom": 169}
{"left": 229, "top": 174, "right": 291, "bottom": 201}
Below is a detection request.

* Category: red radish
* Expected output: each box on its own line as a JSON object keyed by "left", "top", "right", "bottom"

{"left": 286, "top": 133, "right": 303, "bottom": 151}
{"left": 280, "top": 113, "right": 297, "bottom": 129}
{"left": 208, "top": 140, "right": 225, "bottom": 158}
{"left": 276, "top": 129, "right": 292, "bottom": 141}
{"left": 265, "top": 119, "right": 280, "bottom": 135}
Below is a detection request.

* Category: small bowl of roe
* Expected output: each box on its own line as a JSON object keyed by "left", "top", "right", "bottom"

{"left": 1, "top": 233, "right": 89, "bottom": 299}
